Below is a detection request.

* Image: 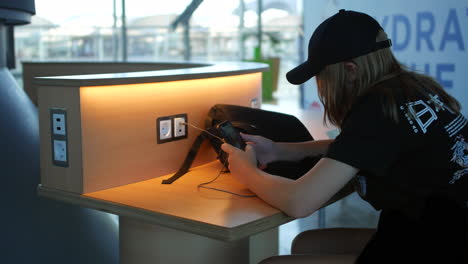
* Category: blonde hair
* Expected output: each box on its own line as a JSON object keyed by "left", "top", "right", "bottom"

{"left": 316, "top": 30, "right": 460, "bottom": 128}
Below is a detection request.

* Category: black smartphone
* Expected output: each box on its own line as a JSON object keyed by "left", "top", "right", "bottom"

{"left": 216, "top": 121, "right": 246, "bottom": 150}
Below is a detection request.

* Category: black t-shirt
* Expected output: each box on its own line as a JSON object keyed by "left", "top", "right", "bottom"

{"left": 325, "top": 77, "right": 467, "bottom": 262}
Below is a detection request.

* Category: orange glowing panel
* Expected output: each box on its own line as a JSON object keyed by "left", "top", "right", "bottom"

{"left": 79, "top": 73, "right": 262, "bottom": 193}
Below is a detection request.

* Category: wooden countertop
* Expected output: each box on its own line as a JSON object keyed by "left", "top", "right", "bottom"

{"left": 34, "top": 61, "right": 269, "bottom": 87}
{"left": 37, "top": 161, "right": 294, "bottom": 241}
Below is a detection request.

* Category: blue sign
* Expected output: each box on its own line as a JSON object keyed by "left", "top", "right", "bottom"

{"left": 303, "top": 0, "right": 468, "bottom": 116}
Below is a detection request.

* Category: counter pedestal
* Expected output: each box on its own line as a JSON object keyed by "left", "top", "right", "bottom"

{"left": 120, "top": 216, "right": 278, "bottom": 264}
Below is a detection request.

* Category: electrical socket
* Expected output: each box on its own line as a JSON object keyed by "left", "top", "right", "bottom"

{"left": 159, "top": 119, "right": 172, "bottom": 139}
{"left": 53, "top": 140, "right": 67, "bottom": 162}
{"left": 52, "top": 113, "right": 66, "bottom": 135}
{"left": 157, "top": 117, "right": 173, "bottom": 143}
{"left": 51, "top": 109, "right": 67, "bottom": 136}
{"left": 173, "top": 114, "right": 187, "bottom": 138}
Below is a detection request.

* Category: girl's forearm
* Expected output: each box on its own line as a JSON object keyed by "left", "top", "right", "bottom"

{"left": 274, "top": 139, "right": 333, "bottom": 161}
{"left": 245, "top": 168, "right": 298, "bottom": 216}
{"left": 244, "top": 158, "right": 357, "bottom": 219}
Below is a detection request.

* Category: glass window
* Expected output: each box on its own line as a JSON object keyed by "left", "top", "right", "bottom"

{"left": 14, "top": 0, "right": 303, "bottom": 103}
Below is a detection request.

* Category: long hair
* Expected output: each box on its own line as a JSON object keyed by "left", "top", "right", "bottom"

{"left": 316, "top": 30, "right": 461, "bottom": 128}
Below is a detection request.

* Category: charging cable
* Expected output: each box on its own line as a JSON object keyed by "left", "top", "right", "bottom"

{"left": 181, "top": 122, "right": 225, "bottom": 143}
{"left": 197, "top": 159, "right": 257, "bottom": 198}
{"left": 182, "top": 121, "right": 257, "bottom": 198}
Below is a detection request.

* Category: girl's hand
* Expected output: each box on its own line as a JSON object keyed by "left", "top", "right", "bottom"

{"left": 240, "top": 133, "right": 278, "bottom": 169}
{"left": 221, "top": 143, "right": 258, "bottom": 184}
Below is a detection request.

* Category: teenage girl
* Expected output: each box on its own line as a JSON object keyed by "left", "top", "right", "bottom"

{"left": 222, "top": 10, "right": 467, "bottom": 263}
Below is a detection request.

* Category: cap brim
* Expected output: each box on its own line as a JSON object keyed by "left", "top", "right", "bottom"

{"left": 286, "top": 61, "right": 319, "bottom": 85}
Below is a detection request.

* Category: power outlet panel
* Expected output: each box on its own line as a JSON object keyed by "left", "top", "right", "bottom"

{"left": 156, "top": 113, "right": 188, "bottom": 144}
{"left": 50, "top": 108, "right": 69, "bottom": 167}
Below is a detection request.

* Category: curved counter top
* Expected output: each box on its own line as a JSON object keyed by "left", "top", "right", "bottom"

{"left": 34, "top": 61, "right": 269, "bottom": 87}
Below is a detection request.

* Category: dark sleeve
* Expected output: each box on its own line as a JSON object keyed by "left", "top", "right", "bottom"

{"left": 325, "top": 95, "right": 402, "bottom": 177}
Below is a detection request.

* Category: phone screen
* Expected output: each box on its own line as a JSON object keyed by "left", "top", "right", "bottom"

{"left": 217, "top": 121, "right": 246, "bottom": 150}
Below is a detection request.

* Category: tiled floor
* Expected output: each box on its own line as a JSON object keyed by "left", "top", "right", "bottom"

{"left": 262, "top": 93, "right": 381, "bottom": 255}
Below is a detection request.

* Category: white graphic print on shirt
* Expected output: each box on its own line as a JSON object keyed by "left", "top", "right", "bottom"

{"left": 450, "top": 135, "right": 468, "bottom": 184}
{"left": 427, "top": 94, "right": 455, "bottom": 114}
{"left": 400, "top": 94, "right": 467, "bottom": 184}
{"left": 445, "top": 115, "right": 468, "bottom": 138}
{"left": 404, "top": 100, "right": 438, "bottom": 134}
{"left": 401, "top": 94, "right": 466, "bottom": 136}
{"left": 400, "top": 95, "right": 445, "bottom": 134}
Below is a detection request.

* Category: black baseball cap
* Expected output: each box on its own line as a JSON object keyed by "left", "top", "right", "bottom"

{"left": 286, "top": 9, "right": 392, "bottom": 85}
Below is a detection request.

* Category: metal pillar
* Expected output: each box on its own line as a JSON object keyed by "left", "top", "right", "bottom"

{"left": 171, "top": 0, "right": 204, "bottom": 61}
{"left": 112, "top": 0, "right": 119, "bottom": 61}
{"left": 121, "top": 0, "right": 127, "bottom": 61}
{"left": 238, "top": 0, "right": 245, "bottom": 60}
{"left": 257, "top": 0, "right": 263, "bottom": 58}
{"left": 183, "top": 20, "right": 190, "bottom": 61}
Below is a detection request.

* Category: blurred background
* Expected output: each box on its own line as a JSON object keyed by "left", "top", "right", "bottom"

{"left": 12, "top": 0, "right": 468, "bottom": 113}
{"left": 12, "top": 0, "right": 303, "bottom": 106}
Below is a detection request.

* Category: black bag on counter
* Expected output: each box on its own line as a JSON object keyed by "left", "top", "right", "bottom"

{"left": 162, "top": 104, "right": 321, "bottom": 184}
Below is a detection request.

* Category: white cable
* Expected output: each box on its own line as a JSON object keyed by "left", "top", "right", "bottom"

{"left": 181, "top": 122, "right": 225, "bottom": 142}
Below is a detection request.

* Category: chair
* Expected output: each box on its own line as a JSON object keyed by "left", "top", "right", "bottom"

{"left": 259, "top": 228, "right": 376, "bottom": 264}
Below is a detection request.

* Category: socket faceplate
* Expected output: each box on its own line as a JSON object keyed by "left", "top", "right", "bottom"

{"left": 53, "top": 140, "right": 67, "bottom": 162}
{"left": 159, "top": 119, "right": 172, "bottom": 140}
{"left": 173, "top": 114, "right": 187, "bottom": 139}
{"left": 50, "top": 108, "right": 69, "bottom": 167}
{"left": 157, "top": 116, "right": 173, "bottom": 144}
